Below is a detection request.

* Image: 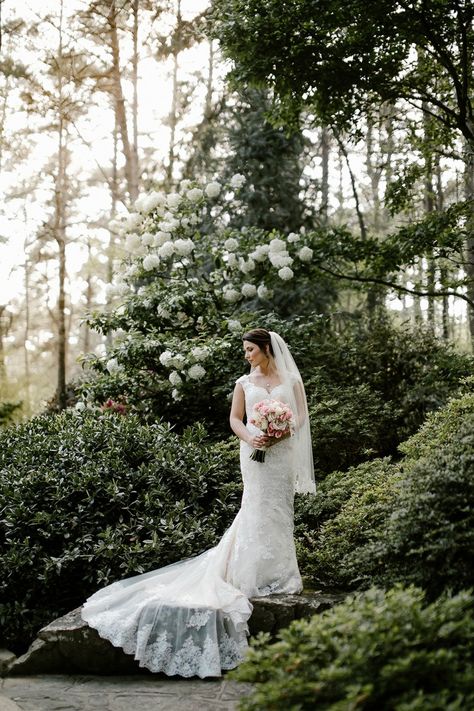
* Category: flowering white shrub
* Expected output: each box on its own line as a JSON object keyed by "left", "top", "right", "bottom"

{"left": 191, "top": 346, "right": 209, "bottom": 361}
{"left": 167, "top": 192, "right": 181, "bottom": 209}
{"left": 205, "top": 181, "right": 222, "bottom": 198}
{"left": 298, "top": 246, "right": 314, "bottom": 262}
{"left": 278, "top": 266, "right": 294, "bottom": 280}
{"left": 188, "top": 364, "right": 206, "bottom": 380}
{"left": 143, "top": 254, "right": 160, "bottom": 271}
{"left": 242, "top": 283, "right": 257, "bottom": 297}
{"left": 186, "top": 187, "right": 204, "bottom": 202}
{"left": 169, "top": 371, "right": 182, "bottom": 386}
{"left": 230, "top": 173, "right": 246, "bottom": 189}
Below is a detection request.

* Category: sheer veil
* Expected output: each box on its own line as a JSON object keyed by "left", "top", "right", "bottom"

{"left": 269, "top": 331, "right": 315, "bottom": 494}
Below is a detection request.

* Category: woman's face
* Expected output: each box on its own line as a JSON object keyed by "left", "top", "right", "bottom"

{"left": 243, "top": 340, "right": 268, "bottom": 368}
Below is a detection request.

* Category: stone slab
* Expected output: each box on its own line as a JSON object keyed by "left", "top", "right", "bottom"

{"left": 6, "top": 591, "right": 345, "bottom": 676}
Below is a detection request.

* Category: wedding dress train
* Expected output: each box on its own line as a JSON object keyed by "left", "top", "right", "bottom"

{"left": 81, "top": 375, "right": 302, "bottom": 677}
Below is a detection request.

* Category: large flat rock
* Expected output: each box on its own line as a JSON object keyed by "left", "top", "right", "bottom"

{"left": 4, "top": 591, "right": 345, "bottom": 676}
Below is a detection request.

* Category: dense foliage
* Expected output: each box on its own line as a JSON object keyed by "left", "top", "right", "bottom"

{"left": 233, "top": 585, "right": 474, "bottom": 710}
{"left": 295, "top": 389, "right": 474, "bottom": 596}
{"left": 0, "top": 410, "right": 241, "bottom": 650}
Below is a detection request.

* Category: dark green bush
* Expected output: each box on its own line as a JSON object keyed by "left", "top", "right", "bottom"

{"left": 297, "top": 390, "right": 474, "bottom": 596}
{"left": 0, "top": 410, "right": 241, "bottom": 650}
{"left": 233, "top": 585, "right": 474, "bottom": 710}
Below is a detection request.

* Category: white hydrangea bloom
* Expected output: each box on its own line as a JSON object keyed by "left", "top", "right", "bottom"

{"left": 134, "top": 194, "right": 150, "bottom": 213}
{"left": 230, "top": 173, "right": 246, "bottom": 189}
{"left": 224, "top": 237, "right": 239, "bottom": 252}
{"left": 181, "top": 217, "right": 190, "bottom": 228}
{"left": 257, "top": 284, "right": 272, "bottom": 300}
{"left": 298, "top": 246, "right": 314, "bottom": 262}
{"left": 269, "top": 251, "right": 293, "bottom": 268}
{"left": 241, "top": 282, "right": 257, "bottom": 297}
{"left": 174, "top": 238, "right": 195, "bottom": 256}
{"left": 141, "top": 232, "right": 154, "bottom": 246}
{"left": 239, "top": 257, "right": 255, "bottom": 274}
{"left": 166, "top": 192, "right": 181, "bottom": 209}
{"left": 189, "top": 214, "right": 201, "bottom": 225}
{"left": 169, "top": 371, "right": 182, "bottom": 386}
{"left": 287, "top": 232, "right": 301, "bottom": 243}
{"left": 191, "top": 346, "right": 209, "bottom": 361}
{"left": 143, "top": 254, "right": 161, "bottom": 271}
{"left": 154, "top": 231, "right": 171, "bottom": 247}
{"left": 278, "top": 266, "right": 294, "bottom": 280}
{"left": 186, "top": 187, "right": 204, "bottom": 202}
{"left": 227, "top": 319, "right": 242, "bottom": 332}
{"left": 125, "top": 233, "right": 141, "bottom": 251}
{"left": 123, "top": 212, "right": 142, "bottom": 231}
{"left": 158, "top": 241, "right": 176, "bottom": 259}
{"left": 106, "top": 357, "right": 121, "bottom": 374}
{"left": 161, "top": 218, "right": 179, "bottom": 232}
{"left": 144, "top": 191, "right": 166, "bottom": 211}
{"left": 223, "top": 287, "right": 241, "bottom": 303}
{"left": 226, "top": 253, "right": 238, "bottom": 268}
{"left": 188, "top": 363, "right": 206, "bottom": 380}
{"left": 159, "top": 350, "right": 174, "bottom": 367}
{"left": 116, "top": 283, "right": 129, "bottom": 295}
{"left": 250, "top": 244, "right": 270, "bottom": 262}
{"left": 172, "top": 353, "right": 186, "bottom": 368}
{"left": 269, "top": 238, "right": 286, "bottom": 253}
{"left": 180, "top": 179, "right": 192, "bottom": 192}
{"left": 125, "top": 264, "right": 139, "bottom": 278}
{"left": 171, "top": 388, "right": 182, "bottom": 401}
{"left": 205, "top": 181, "right": 222, "bottom": 198}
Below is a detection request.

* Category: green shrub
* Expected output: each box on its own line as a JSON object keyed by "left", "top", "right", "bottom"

{"left": 351, "top": 393, "right": 474, "bottom": 596}
{"left": 0, "top": 410, "right": 241, "bottom": 650}
{"left": 297, "top": 390, "right": 474, "bottom": 596}
{"left": 233, "top": 585, "right": 474, "bottom": 710}
{"left": 295, "top": 458, "right": 398, "bottom": 589}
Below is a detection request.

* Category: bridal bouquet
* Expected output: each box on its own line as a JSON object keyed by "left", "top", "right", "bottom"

{"left": 249, "top": 399, "right": 295, "bottom": 462}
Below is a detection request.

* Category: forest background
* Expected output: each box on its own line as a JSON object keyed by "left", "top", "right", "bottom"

{"left": 1, "top": 1, "right": 474, "bottom": 707}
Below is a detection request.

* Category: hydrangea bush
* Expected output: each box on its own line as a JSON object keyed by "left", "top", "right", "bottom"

{"left": 80, "top": 176, "right": 324, "bottom": 429}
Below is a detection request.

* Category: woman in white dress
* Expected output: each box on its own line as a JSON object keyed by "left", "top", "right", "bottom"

{"left": 81, "top": 329, "right": 315, "bottom": 678}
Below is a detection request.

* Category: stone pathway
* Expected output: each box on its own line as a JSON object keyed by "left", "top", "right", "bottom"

{"left": 0, "top": 675, "right": 253, "bottom": 711}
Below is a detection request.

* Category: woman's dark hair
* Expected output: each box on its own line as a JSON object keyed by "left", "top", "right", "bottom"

{"left": 242, "top": 328, "right": 274, "bottom": 356}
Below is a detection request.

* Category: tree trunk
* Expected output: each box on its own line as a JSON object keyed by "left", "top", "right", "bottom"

{"left": 109, "top": 0, "right": 138, "bottom": 203}
{"left": 464, "top": 137, "right": 474, "bottom": 347}
{"left": 166, "top": 0, "right": 182, "bottom": 187}
{"left": 320, "top": 126, "right": 330, "bottom": 225}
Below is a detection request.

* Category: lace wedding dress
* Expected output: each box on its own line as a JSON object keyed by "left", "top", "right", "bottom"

{"left": 81, "top": 375, "right": 303, "bottom": 678}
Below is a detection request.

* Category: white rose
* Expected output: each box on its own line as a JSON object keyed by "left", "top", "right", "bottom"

{"left": 106, "top": 357, "right": 121, "bottom": 374}
{"left": 125, "top": 233, "right": 141, "bottom": 251}
{"left": 167, "top": 192, "right": 181, "bottom": 209}
{"left": 143, "top": 254, "right": 161, "bottom": 271}
{"left": 278, "top": 266, "right": 294, "bottom": 280}
{"left": 269, "top": 238, "right": 286, "bottom": 253}
{"left": 186, "top": 187, "right": 204, "bottom": 202}
{"left": 287, "top": 232, "right": 301, "bottom": 243}
{"left": 169, "top": 371, "right": 182, "bottom": 386}
{"left": 188, "top": 363, "right": 206, "bottom": 380}
{"left": 174, "top": 238, "right": 195, "bottom": 256}
{"left": 205, "top": 181, "right": 221, "bottom": 198}
{"left": 158, "top": 241, "right": 175, "bottom": 259}
{"left": 223, "top": 287, "right": 241, "bottom": 303}
{"left": 159, "top": 350, "right": 174, "bottom": 368}
{"left": 191, "top": 346, "right": 209, "bottom": 361}
{"left": 230, "top": 173, "right": 246, "bottom": 189}
{"left": 257, "top": 284, "right": 272, "bottom": 300}
{"left": 298, "top": 246, "right": 313, "bottom": 262}
{"left": 241, "top": 282, "right": 257, "bottom": 297}
{"left": 224, "top": 237, "right": 239, "bottom": 252}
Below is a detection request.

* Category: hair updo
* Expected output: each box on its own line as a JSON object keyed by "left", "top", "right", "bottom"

{"left": 242, "top": 328, "right": 274, "bottom": 356}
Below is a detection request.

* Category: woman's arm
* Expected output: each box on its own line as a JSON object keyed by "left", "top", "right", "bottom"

{"left": 229, "top": 383, "right": 270, "bottom": 449}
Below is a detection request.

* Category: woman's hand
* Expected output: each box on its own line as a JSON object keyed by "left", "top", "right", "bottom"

{"left": 248, "top": 433, "right": 271, "bottom": 448}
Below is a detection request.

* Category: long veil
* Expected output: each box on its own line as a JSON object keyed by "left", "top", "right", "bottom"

{"left": 269, "top": 331, "right": 315, "bottom": 494}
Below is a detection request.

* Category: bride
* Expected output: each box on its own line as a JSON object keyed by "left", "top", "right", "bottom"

{"left": 81, "top": 328, "right": 315, "bottom": 678}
